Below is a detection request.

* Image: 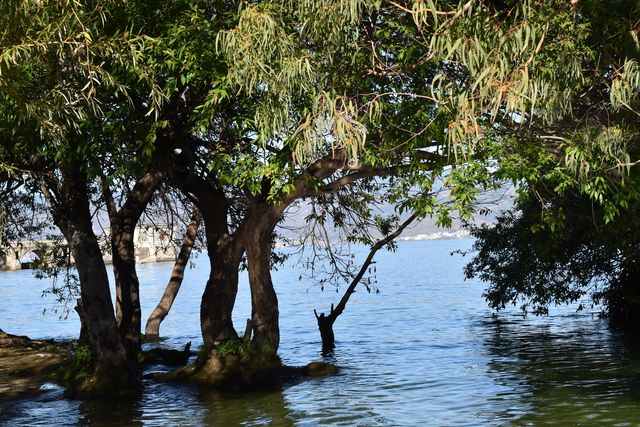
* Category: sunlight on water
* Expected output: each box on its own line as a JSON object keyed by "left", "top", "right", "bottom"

{"left": 1, "top": 239, "right": 640, "bottom": 425}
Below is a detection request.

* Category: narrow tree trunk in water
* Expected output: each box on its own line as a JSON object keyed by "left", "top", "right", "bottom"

{"left": 314, "top": 214, "right": 417, "bottom": 353}
{"left": 314, "top": 308, "right": 336, "bottom": 354}
{"left": 145, "top": 208, "right": 201, "bottom": 339}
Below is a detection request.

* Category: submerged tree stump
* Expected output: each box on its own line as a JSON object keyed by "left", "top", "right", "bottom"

{"left": 314, "top": 214, "right": 417, "bottom": 354}
{"left": 314, "top": 307, "right": 336, "bottom": 354}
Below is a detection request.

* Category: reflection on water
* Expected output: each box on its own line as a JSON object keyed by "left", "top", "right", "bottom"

{"left": 73, "top": 384, "right": 297, "bottom": 427}
{"left": 2, "top": 240, "right": 640, "bottom": 425}
{"left": 479, "top": 314, "right": 640, "bottom": 425}
{"left": 199, "top": 389, "right": 296, "bottom": 426}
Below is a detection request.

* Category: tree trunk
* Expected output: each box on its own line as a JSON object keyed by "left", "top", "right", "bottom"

{"left": 74, "top": 298, "right": 89, "bottom": 346}
{"left": 111, "top": 222, "right": 143, "bottom": 361}
{"left": 242, "top": 204, "right": 284, "bottom": 355}
{"left": 145, "top": 208, "right": 201, "bottom": 339}
{"left": 104, "top": 170, "right": 163, "bottom": 361}
{"left": 44, "top": 164, "right": 139, "bottom": 395}
{"left": 173, "top": 202, "right": 283, "bottom": 386}
{"left": 68, "top": 224, "right": 131, "bottom": 376}
{"left": 200, "top": 232, "right": 243, "bottom": 344}
{"left": 314, "top": 308, "right": 336, "bottom": 354}
{"left": 162, "top": 196, "right": 250, "bottom": 386}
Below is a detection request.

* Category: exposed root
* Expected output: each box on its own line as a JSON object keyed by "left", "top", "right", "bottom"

{"left": 155, "top": 339, "right": 338, "bottom": 390}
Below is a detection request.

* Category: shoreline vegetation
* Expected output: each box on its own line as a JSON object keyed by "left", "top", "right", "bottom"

{"left": 1, "top": 0, "right": 637, "bottom": 401}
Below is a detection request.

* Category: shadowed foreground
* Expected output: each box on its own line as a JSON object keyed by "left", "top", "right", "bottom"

{"left": 0, "top": 330, "right": 69, "bottom": 399}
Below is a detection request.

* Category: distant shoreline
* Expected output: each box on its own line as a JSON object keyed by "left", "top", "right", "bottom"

{"left": 273, "top": 230, "right": 472, "bottom": 248}
{"left": 399, "top": 229, "right": 471, "bottom": 241}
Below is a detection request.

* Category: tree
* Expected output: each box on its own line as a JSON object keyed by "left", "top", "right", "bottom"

{"left": 94, "top": 0, "right": 565, "bottom": 380}
{"left": 465, "top": 184, "right": 640, "bottom": 330}
{"left": 102, "top": 169, "right": 165, "bottom": 360}
{"left": 0, "top": 0, "right": 166, "bottom": 394}
{"left": 108, "top": 0, "right": 456, "bottom": 384}
{"left": 41, "top": 156, "right": 142, "bottom": 393}
{"left": 4, "top": 0, "right": 637, "bottom": 392}
{"left": 457, "top": 0, "right": 640, "bottom": 331}
{"left": 314, "top": 213, "right": 418, "bottom": 353}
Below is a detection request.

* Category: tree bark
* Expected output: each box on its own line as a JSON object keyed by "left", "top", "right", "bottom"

{"left": 74, "top": 298, "right": 89, "bottom": 346}
{"left": 110, "top": 222, "right": 142, "bottom": 360}
{"left": 242, "top": 204, "right": 285, "bottom": 354}
{"left": 200, "top": 222, "right": 243, "bottom": 344}
{"left": 145, "top": 208, "right": 201, "bottom": 339}
{"left": 104, "top": 170, "right": 163, "bottom": 361}
{"left": 43, "top": 163, "right": 139, "bottom": 394}
{"left": 68, "top": 223, "right": 131, "bottom": 375}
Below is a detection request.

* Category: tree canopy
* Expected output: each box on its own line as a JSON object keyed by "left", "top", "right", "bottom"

{"left": 462, "top": 0, "right": 640, "bottom": 328}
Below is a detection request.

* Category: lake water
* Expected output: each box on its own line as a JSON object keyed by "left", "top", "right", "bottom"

{"left": 1, "top": 239, "right": 640, "bottom": 426}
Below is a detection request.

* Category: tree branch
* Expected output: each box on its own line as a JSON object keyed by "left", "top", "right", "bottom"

{"left": 100, "top": 176, "right": 118, "bottom": 220}
{"left": 315, "top": 166, "right": 399, "bottom": 194}
{"left": 323, "top": 212, "right": 419, "bottom": 323}
{"left": 119, "top": 170, "right": 165, "bottom": 222}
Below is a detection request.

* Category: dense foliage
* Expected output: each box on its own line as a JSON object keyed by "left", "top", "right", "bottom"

{"left": 464, "top": 0, "right": 640, "bottom": 325}
{"left": 466, "top": 188, "right": 640, "bottom": 327}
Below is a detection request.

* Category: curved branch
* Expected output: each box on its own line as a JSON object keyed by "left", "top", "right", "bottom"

{"left": 326, "top": 213, "right": 418, "bottom": 322}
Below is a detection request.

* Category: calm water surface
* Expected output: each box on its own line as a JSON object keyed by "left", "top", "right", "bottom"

{"left": 1, "top": 239, "right": 640, "bottom": 426}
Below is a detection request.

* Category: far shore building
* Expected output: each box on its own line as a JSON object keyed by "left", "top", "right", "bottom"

{"left": 0, "top": 224, "right": 177, "bottom": 271}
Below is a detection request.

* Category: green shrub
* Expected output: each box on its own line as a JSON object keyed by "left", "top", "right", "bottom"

{"left": 53, "top": 344, "right": 93, "bottom": 387}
